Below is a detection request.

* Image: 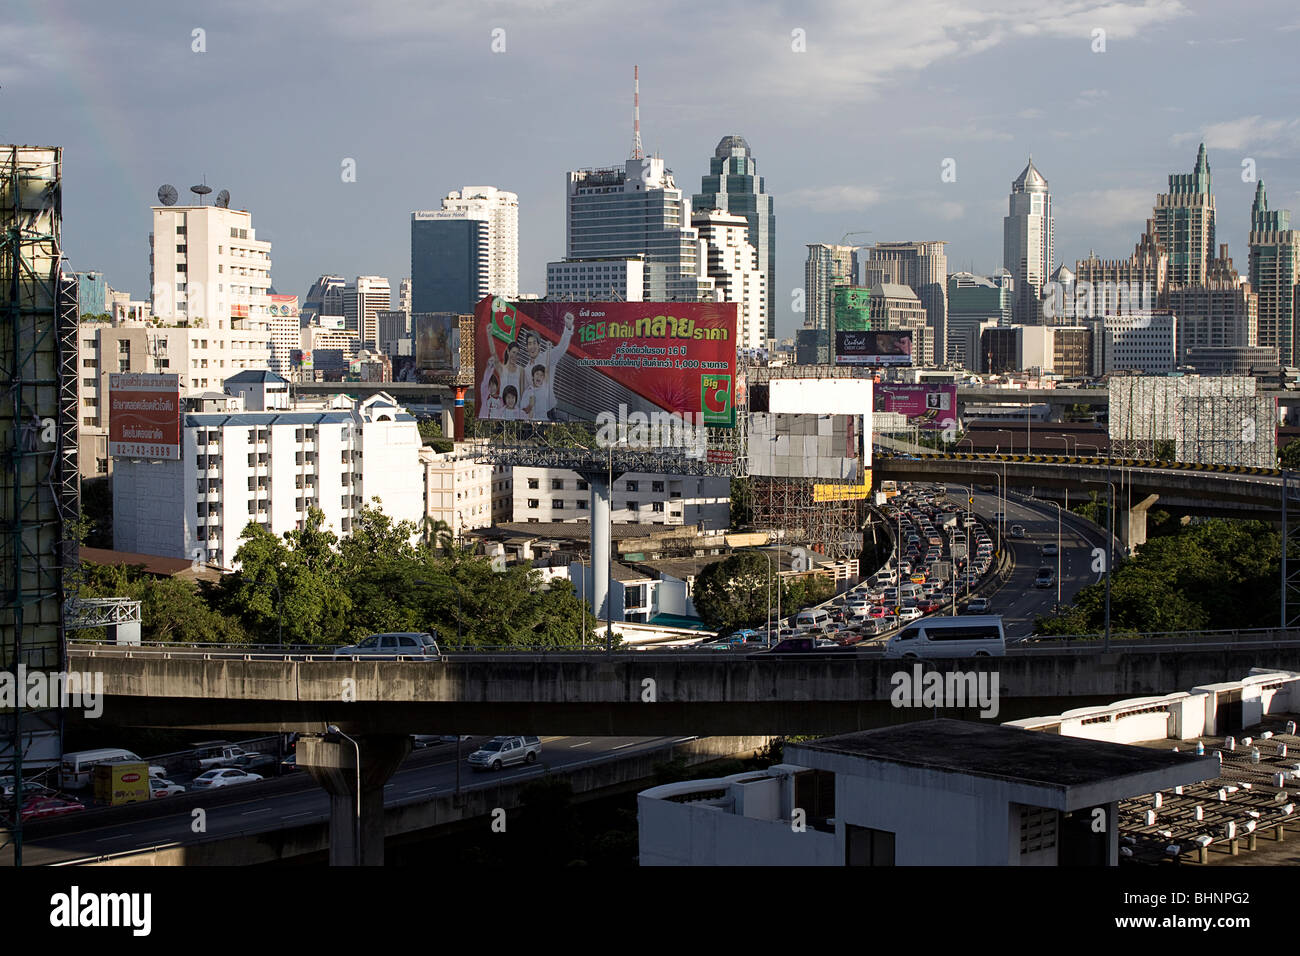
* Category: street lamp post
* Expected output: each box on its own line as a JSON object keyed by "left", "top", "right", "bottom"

{"left": 992, "top": 429, "right": 1015, "bottom": 455}
{"left": 326, "top": 724, "right": 362, "bottom": 866}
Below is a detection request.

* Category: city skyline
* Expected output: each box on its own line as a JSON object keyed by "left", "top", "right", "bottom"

{"left": 5, "top": 0, "right": 1297, "bottom": 340}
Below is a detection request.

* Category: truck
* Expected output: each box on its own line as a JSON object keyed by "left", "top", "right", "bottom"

{"left": 192, "top": 743, "right": 256, "bottom": 772}
{"left": 92, "top": 761, "right": 151, "bottom": 807}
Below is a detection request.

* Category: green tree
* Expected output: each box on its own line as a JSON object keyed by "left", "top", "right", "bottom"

{"left": 729, "top": 477, "right": 753, "bottom": 530}
{"left": 693, "top": 551, "right": 774, "bottom": 632}
{"left": 1282, "top": 440, "right": 1300, "bottom": 470}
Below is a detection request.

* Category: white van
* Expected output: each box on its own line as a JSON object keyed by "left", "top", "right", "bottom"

{"left": 873, "top": 569, "right": 896, "bottom": 586}
{"left": 883, "top": 615, "right": 1006, "bottom": 659}
{"left": 795, "top": 608, "right": 832, "bottom": 632}
{"left": 60, "top": 749, "right": 165, "bottom": 789}
{"left": 895, "top": 583, "right": 923, "bottom": 602}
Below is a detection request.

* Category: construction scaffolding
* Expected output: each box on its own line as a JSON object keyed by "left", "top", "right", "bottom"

{"left": 751, "top": 476, "right": 863, "bottom": 559}
{"left": 1, "top": 146, "right": 76, "bottom": 865}
{"left": 1108, "top": 374, "right": 1276, "bottom": 466}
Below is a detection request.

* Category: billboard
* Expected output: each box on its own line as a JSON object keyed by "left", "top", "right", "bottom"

{"left": 874, "top": 383, "right": 958, "bottom": 430}
{"left": 413, "top": 313, "right": 460, "bottom": 381}
{"left": 108, "top": 372, "right": 181, "bottom": 460}
{"left": 832, "top": 286, "right": 871, "bottom": 332}
{"left": 474, "top": 297, "right": 737, "bottom": 426}
{"left": 836, "top": 330, "right": 913, "bottom": 366}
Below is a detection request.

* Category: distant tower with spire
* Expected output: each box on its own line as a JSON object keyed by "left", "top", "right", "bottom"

{"left": 1152, "top": 143, "right": 1216, "bottom": 288}
{"left": 1003, "top": 156, "right": 1054, "bottom": 325}
{"left": 1249, "top": 179, "right": 1300, "bottom": 365}
{"left": 630, "top": 65, "right": 643, "bottom": 160}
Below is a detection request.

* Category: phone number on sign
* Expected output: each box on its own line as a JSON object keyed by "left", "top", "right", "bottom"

{"left": 110, "top": 443, "right": 177, "bottom": 459}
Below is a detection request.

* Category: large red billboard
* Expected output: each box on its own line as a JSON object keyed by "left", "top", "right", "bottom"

{"left": 108, "top": 372, "right": 181, "bottom": 460}
{"left": 474, "top": 297, "right": 737, "bottom": 426}
{"left": 874, "top": 382, "right": 957, "bottom": 430}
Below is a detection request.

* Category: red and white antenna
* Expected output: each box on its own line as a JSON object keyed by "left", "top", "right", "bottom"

{"left": 630, "top": 65, "right": 643, "bottom": 160}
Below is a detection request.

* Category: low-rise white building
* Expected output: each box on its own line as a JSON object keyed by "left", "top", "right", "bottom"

{"left": 112, "top": 392, "right": 423, "bottom": 569}
{"left": 419, "top": 440, "right": 511, "bottom": 539}
{"left": 511, "top": 467, "right": 729, "bottom": 529}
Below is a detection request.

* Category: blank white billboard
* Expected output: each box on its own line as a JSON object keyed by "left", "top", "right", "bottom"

{"left": 769, "top": 378, "right": 873, "bottom": 417}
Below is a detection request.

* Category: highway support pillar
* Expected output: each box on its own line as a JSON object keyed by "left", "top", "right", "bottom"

{"left": 1123, "top": 493, "right": 1159, "bottom": 554}
{"left": 587, "top": 471, "right": 612, "bottom": 628}
{"left": 299, "top": 733, "right": 411, "bottom": 866}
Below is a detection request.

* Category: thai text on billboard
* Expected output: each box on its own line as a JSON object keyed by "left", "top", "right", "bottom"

{"left": 108, "top": 373, "right": 181, "bottom": 460}
{"left": 874, "top": 383, "right": 957, "bottom": 430}
{"left": 835, "top": 330, "right": 913, "bottom": 367}
{"left": 474, "top": 297, "right": 737, "bottom": 426}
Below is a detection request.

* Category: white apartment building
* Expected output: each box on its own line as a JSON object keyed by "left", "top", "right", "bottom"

{"left": 512, "top": 468, "right": 729, "bottom": 529}
{"left": 150, "top": 204, "right": 274, "bottom": 349}
{"left": 546, "top": 257, "right": 646, "bottom": 301}
{"left": 694, "top": 211, "right": 766, "bottom": 351}
{"left": 1099, "top": 311, "right": 1178, "bottom": 375}
{"left": 398, "top": 277, "right": 412, "bottom": 315}
{"left": 344, "top": 276, "right": 391, "bottom": 350}
{"left": 112, "top": 393, "right": 423, "bottom": 569}
{"left": 419, "top": 440, "right": 511, "bottom": 538}
{"left": 267, "top": 294, "right": 300, "bottom": 376}
{"left": 440, "top": 186, "right": 519, "bottom": 299}
{"left": 300, "top": 325, "right": 361, "bottom": 375}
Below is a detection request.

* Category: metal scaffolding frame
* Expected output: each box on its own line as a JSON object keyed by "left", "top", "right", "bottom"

{"left": 1108, "top": 374, "right": 1276, "bottom": 466}
{"left": 1283, "top": 471, "right": 1300, "bottom": 628}
{"left": 1, "top": 146, "right": 73, "bottom": 866}
{"left": 751, "top": 476, "right": 863, "bottom": 560}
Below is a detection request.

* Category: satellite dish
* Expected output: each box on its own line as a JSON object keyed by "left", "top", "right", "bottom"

{"left": 215, "top": 189, "right": 230, "bottom": 208}
{"left": 190, "top": 183, "right": 212, "bottom": 203}
{"left": 157, "top": 184, "right": 178, "bottom": 206}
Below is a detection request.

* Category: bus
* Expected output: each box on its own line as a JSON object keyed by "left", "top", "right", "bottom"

{"left": 880, "top": 480, "right": 899, "bottom": 499}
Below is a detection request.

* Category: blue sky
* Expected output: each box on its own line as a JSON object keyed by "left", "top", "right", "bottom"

{"left": 3, "top": 0, "right": 1298, "bottom": 338}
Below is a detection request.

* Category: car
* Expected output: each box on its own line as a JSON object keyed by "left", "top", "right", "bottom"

{"left": 897, "top": 607, "right": 924, "bottom": 623}
{"left": 333, "top": 631, "right": 441, "bottom": 660}
{"left": 20, "top": 795, "right": 85, "bottom": 821}
{"left": 280, "top": 754, "right": 300, "bottom": 773}
{"left": 0, "top": 776, "right": 51, "bottom": 798}
{"left": 467, "top": 736, "right": 542, "bottom": 772}
{"left": 193, "top": 744, "right": 254, "bottom": 772}
{"left": 150, "top": 778, "right": 186, "bottom": 798}
{"left": 1042, "top": 543, "right": 1059, "bottom": 557}
{"left": 1034, "top": 567, "right": 1055, "bottom": 588}
{"left": 916, "top": 600, "right": 944, "bottom": 614}
{"left": 191, "top": 768, "right": 264, "bottom": 790}
{"left": 966, "top": 597, "right": 990, "bottom": 614}
{"left": 883, "top": 615, "right": 1007, "bottom": 659}
{"left": 1009, "top": 524, "right": 1026, "bottom": 538}
{"left": 230, "top": 752, "right": 278, "bottom": 774}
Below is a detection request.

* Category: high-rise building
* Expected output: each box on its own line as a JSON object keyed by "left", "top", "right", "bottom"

{"left": 1248, "top": 181, "right": 1300, "bottom": 367}
{"left": 870, "top": 282, "right": 933, "bottom": 365}
{"left": 411, "top": 211, "right": 489, "bottom": 314}
{"left": 150, "top": 203, "right": 274, "bottom": 356}
{"left": 566, "top": 158, "right": 712, "bottom": 301}
{"left": 693, "top": 210, "right": 766, "bottom": 351}
{"left": 863, "top": 241, "right": 948, "bottom": 359}
{"left": 1169, "top": 246, "right": 1257, "bottom": 362}
{"left": 804, "top": 243, "right": 858, "bottom": 335}
{"left": 302, "top": 275, "right": 346, "bottom": 323}
{"left": 398, "top": 277, "right": 412, "bottom": 315}
{"left": 947, "top": 272, "right": 1012, "bottom": 368}
{"left": 1153, "top": 143, "right": 1216, "bottom": 289}
{"left": 343, "top": 276, "right": 391, "bottom": 351}
{"left": 1003, "top": 158, "right": 1054, "bottom": 325}
{"left": 1073, "top": 222, "right": 1168, "bottom": 318}
{"left": 693, "top": 136, "right": 776, "bottom": 339}
{"left": 266, "top": 294, "right": 300, "bottom": 375}
{"left": 438, "top": 186, "right": 519, "bottom": 299}
{"left": 546, "top": 257, "right": 646, "bottom": 301}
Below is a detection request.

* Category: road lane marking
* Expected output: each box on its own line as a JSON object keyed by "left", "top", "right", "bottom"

{"left": 569, "top": 740, "right": 592, "bottom": 748}
{"left": 281, "top": 811, "right": 314, "bottom": 819}
{"left": 96, "top": 834, "right": 133, "bottom": 842}
{"left": 407, "top": 786, "right": 442, "bottom": 795}
{"left": 611, "top": 741, "right": 639, "bottom": 751}
{"left": 241, "top": 807, "right": 274, "bottom": 815}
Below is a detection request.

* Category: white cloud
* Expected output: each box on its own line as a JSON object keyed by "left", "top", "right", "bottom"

{"left": 1174, "top": 115, "right": 1300, "bottom": 155}
{"left": 783, "top": 185, "right": 883, "bottom": 211}
{"left": 1055, "top": 188, "right": 1153, "bottom": 230}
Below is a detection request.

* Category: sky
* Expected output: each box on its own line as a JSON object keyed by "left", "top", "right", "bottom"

{"left": 3, "top": 0, "right": 1298, "bottom": 339}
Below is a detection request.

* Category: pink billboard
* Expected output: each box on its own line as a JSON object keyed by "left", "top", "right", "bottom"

{"left": 873, "top": 383, "right": 957, "bottom": 430}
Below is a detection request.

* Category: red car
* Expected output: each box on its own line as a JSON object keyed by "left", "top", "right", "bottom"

{"left": 916, "top": 600, "right": 944, "bottom": 614}
{"left": 21, "top": 795, "right": 85, "bottom": 821}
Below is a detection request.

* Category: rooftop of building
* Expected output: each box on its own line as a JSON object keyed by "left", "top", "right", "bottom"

{"left": 80, "top": 547, "right": 224, "bottom": 582}
{"left": 224, "top": 369, "right": 290, "bottom": 386}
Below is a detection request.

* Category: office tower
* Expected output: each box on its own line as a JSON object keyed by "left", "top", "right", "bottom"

{"left": 376, "top": 310, "right": 411, "bottom": 355}
{"left": 1073, "top": 222, "right": 1168, "bottom": 317}
{"left": 546, "top": 257, "right": 646, "bottom": 301}
{"left": 411, "top": 211, "right": 489, "bottom": 314}
{"left": 1168, "top": 247, "right": 1257, "bottom": 361}
{"left": 1003, "top": 157, "right": 1054, "bottom": 325}
{"left": 399, "top": 277, "right": 412, "bottom": 315}
{"left": 1153, "top": 143, "right": 1216, "bottom": 289}
{"left": 343, "top": 275, "right": 391, "bottom": 350}
{"left": 438, "top": 186, "right": 519, "bottom": 299}
{"left": 302, "top": 275, "right": 346, "bottom": 323}
{"left": 266, "top": 294, "right": 300, "bottom": 375}
{"left": 870, "top": 282, "right": 933, "bottom": 365}
{"left": 804, "top": 243, "right": 859, "bottom": 336}
{"left": 693, "top": 210, "right": 766, "bottom": 350}
{"left": 1248, "top": 181, "right": 1300, "bottom": 366}
{"left": 694, "top": 135, "right": 776, "bottom": 338}
{"left": 947, "top": 272, "right": 1012, "bottom": 368}
{"left": 863, "top": 241, "right": 948, "bottom": 359}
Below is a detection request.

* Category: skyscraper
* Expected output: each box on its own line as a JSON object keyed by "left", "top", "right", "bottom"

{"left": 693, "top": 210, "right": 766, "bottom": 351}
{"left": 1003, "top": 158, "right": 1054, "bottom": 326}
{"left": 863, "top": 241, "right": 948, "bottom": 361}
{"left": 410, "top": 211, "right": 489, "bottom": 314}
{"left": 1153, "top": 144, "right": 1216, "bottom": 289}
{"left": 693, "top": 136, "right": 776, "bottom": 339}
{"left": 343, "top": 276, "right": 391, "bottom": 350}
{"left": 947, "top": 272, "right": 1012, "bottom": 368}
{"left": 804, "top": 243, "right": 859, "bottom": 337}
{"left": 438, "top": 186, "right": 519, "bottom": 298}
{"left": 302, "top": 274, "right": 345, "bottom": 322}
{"left": 1249, "top": 181, "right": 1299, "bottom": 366}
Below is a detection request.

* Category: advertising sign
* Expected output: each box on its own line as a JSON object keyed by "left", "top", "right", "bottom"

{"left": 413, "top": 313, "right": 460, "bottom": 376}
{"left": 873, "top": 383, "right": 957, "bottom": 430}
{"left": 835, "top": 330, "right": 913, "bottom": 367}
{"left": 474, "top": 297, "right": 737, "bottom": 426}
{"left": 108, "top": 372, "right": 181, "bottom": 460}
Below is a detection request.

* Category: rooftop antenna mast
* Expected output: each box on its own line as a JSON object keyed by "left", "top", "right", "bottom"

{"left": 630, "top": 65, "right": 643, "bottom": 161}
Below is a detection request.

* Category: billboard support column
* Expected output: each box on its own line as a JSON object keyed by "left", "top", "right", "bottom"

{"left": 453, "top": 386, "right": 466, "bottom": 442}
{"left": 588, "top": 472, "right": 611, "bottom": 639}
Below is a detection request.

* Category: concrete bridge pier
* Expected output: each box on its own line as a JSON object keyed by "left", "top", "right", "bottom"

{"left": 1123, "top": 493, "right": 1160, "bottom": 554}
{"left": 298, "top": 733, "right": 411, "bottom": 866}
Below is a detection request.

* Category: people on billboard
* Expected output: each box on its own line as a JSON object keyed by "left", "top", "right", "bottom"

{"left": 482, "top": 312, "right": 574, "bottom": 421}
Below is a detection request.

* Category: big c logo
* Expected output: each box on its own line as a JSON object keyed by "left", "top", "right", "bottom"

{"left": 488, "top": 296, "right": 519, "bottom": 346}
{"left": 701, "top": 374, "right": 733, "bottom": 426}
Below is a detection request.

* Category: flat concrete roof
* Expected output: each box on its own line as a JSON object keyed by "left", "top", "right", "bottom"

{"left": 791, "top": 719, "right": 1218, "bottom": 791}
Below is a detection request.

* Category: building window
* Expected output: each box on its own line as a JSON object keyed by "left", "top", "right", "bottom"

{"left": 652, "top": 481, "right": 664, "bottom": 493}
{"left": 552, "top": 499, "right": 564, "bottom": 510}
{"left": 627, "top": 501, "right": 639, "bottom": 511}
{"left": 652, "top": 502, "right": 664, "bottom": 512}
{"left": 625, "top": 480, "right": 638, "bottom": 492}
{"left": 528, "top": 478, "right": 539, "bottom": 489}
{"left": 577, "top": 500, "right": 587, "bottom": 510}
{"left": 527, "top": 498, "right": 539, "bottom": 509}
{"left": 845, "top": 825, "right": 895, "bottom": 866}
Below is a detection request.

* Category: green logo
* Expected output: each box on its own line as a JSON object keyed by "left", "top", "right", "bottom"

{"left": 700, "top": 374, "right": 733, "bottom": 426}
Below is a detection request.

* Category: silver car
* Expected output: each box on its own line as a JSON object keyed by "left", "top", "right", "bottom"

{"left": 467, "top": 736, "right": 542, "bottom": 772}
{"left": 334, "top": 632, "right": 441, "bottom": 660}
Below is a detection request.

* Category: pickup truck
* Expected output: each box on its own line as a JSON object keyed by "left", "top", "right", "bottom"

{"left": 193, "top": 745, "right": 258, "bottom": 772}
